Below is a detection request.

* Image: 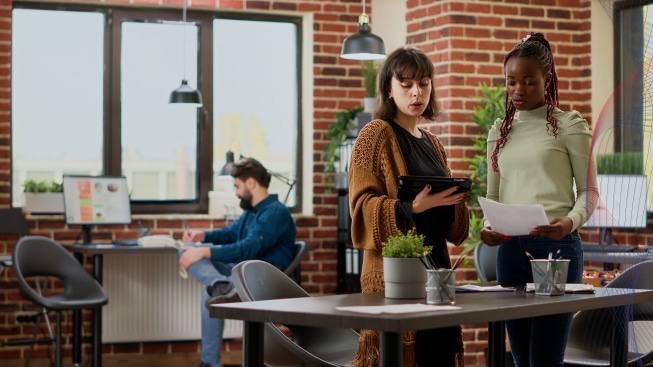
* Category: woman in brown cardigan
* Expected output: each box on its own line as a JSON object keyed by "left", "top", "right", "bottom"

{"left": 348, "top": 46, "right": 469, "bottom": 367}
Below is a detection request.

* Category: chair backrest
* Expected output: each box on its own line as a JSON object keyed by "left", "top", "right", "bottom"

{"left": 12, "top": 236, "right": 108, "bottom": 310}
{"left": 473, "top": 242, "right": 498, "bottom": 282}
{"left": 232, "top": 260, "right": 359, "bottom": 367}
{"left": 283, "top": 241, "right": 309, "bottom": 283}
{"left": 566, "top": 260, "right": 653, "bottom": 365}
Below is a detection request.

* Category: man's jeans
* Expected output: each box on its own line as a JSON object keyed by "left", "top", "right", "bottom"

{"left": 496, "top": 231, "right": 583, "bottom": 367}
{"left": 179, "top": 244, "right": 236, "bottom": 367}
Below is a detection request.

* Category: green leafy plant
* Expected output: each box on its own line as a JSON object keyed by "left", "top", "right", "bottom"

{"left": 23, "top": 179, "right": 63, "bottom": 193}
{"left": 361, "top": 61, "right": 378, "bottom": 98}
{"left": 381, "top": 226, "right": 433, "bottom": 258}
{"left": 597, "top": 152, "right": 644, "bottom": 175}
{"left": 463, "top": 83, "right": 504, "bottom": 208}
{"left": 323, "top": 106, "right": 363, "bottom": 187}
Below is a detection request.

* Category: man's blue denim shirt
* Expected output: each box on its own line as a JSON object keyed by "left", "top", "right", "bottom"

{"left": 203, "top": 194, "right": 296, "bottom": 268}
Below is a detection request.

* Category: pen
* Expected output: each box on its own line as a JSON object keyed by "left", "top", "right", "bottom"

{"left": 552, "top": 249, "right": 561, "bottom": 261}
{"left": 525, "top": 251, "right": 535, "bottom": 261}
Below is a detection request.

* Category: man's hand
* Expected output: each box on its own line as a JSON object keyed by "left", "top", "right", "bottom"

{"left": 182, "top": 230, "right": 205, "bottom": 243}
{"left": 412, "top": 186, "right": 466, "bottom": 214}
{"left": 529, "top": 217, "right": 573, "bottom": 240}
{"left": 179, "top": 247, "right": 210, "bottom": 269}
{"left": 480, "top": 226, "right": 512, "bottom": 246}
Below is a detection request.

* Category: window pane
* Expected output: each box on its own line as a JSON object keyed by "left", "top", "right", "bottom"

{"left": 12, "top": 9, "right": 104, "bottom": 206}
{"left": 213, "top": 19, "right": 298, "bottom": 207}
{"left": 121, "top": 22, "right": 199, "bottom": 200}
{"left": 644, "top": 5, "right": 653, "bottom": 212}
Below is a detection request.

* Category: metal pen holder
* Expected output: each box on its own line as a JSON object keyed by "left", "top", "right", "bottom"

{"left": 426, "top": 269, "right": 456, "bottom": 305}
{"left": 530, "top": 259, "right": 570, "bottom": 296}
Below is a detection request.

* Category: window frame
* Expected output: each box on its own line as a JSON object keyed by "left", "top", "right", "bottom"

{"left": 11, "top": 2, "right": 303, "bottom": 214}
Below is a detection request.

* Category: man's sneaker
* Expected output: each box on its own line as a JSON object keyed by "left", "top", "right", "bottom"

{"left": 206, "top": 282, "right": 240, "bottom": 308}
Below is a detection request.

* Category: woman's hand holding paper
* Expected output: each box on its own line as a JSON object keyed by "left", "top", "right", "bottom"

{"left": 480, "top": 226, "right": 512, "bottom": 246}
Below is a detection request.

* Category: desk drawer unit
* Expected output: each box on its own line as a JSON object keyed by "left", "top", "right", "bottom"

{"left": 101, "top": 253, "right": 243, "bottom": 342}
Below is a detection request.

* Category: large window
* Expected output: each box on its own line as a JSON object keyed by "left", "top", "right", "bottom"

{"left": 614, "top": 2, "right": 653, "bottom": 212}
{"left": 12, "top": 9, "right": 104, "bottom": 207}
{"left": 11, "top": 5, "right": 302, "bottom": 213}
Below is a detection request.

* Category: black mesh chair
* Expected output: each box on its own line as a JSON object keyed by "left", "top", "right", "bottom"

{"left": 232, "top": 260, "right": 359, "bottom": 366}
{"left": 283, "top": 241, "right": 310, "bottom": 283}
{"left": 13, "top": 236, "right": 108, "bottom": 367}
{"left": 564, "top": 260, "right": 653, "bottom": 366}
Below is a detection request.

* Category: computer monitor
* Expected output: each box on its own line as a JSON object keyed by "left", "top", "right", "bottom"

{"left": 63, "top": 175, "right": 131, "bottom": 243}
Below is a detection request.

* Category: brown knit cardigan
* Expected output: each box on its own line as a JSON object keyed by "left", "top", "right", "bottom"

{"left": 348, "top": 119, "right": 469, "bottom": 367}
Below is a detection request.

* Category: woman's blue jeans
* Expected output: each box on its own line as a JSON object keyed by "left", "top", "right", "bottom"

{"left": 496, "top": 231, "right": 583, "bottom": 367}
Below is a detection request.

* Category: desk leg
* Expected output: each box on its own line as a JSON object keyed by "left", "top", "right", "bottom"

{"left": 92, "top": 254, "right": 103, "bottom": 367}
{"left": 243, "top": 321, "right": 264, "bottom": 367}
{"left": 488, "top": 321, "right": 506, "bottom": 367}
{"left": 72, "top": 254, "right": 83, "bottom": 367}
{"left": 380, "top": 331, "right": 403, "bottom": 367}
{"left": 610, "top": 306, "right": 628, "bottom": 367}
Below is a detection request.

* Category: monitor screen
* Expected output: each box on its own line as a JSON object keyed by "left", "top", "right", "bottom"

{"left": 63, "top": 175, "right": 131, "bottom": 225}
{"left": 584, "top": 174, "right": 648, "bottom": 229}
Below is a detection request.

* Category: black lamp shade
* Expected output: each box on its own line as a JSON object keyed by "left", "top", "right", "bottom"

{"left": 219, "top": 151, "right": 235, "bottom": 176}
{"left": 169, "top": 79, "right": 203, "bottom": 106}
{"left": 341, "top": 22, "right": 386, "bottom": 60}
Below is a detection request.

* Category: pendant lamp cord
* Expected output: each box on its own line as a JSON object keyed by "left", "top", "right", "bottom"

{"left": 182, "top": 0, "right": 188, "bottom": 80}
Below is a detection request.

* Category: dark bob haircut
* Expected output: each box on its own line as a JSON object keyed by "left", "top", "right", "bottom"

{"left": 374, "top": 46, "right": 440, "bottom": 122}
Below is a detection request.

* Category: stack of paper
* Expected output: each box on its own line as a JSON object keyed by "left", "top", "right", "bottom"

{"left": 335, "top": 304, "right": 461, "bottom": 315}
{"left": 525, "top": 283, "right": 595, "bottom": 294}
{"left": 478, "top": 197, "right": 549, "bottom": 236}
{"left": 455, "top": 284, "right": 516, "bottom": 293}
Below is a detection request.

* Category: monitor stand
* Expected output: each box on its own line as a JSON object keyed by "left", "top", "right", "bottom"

{"left": 600, "top": 228, "right": 613, "bottom": 270}
{"left": 82, "top": 225, "right": 93, "bottom": 244}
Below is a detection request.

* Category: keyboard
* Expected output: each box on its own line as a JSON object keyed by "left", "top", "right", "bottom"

{"left": 113, "top": 238, "right": 140, "bottom": 246}
{"left": 582, "top": 245, "right": 636, "bottom": 253}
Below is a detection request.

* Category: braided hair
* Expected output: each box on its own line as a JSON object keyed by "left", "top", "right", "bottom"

{"left": 491, "top": 32, "right": 560, "bottom": 172}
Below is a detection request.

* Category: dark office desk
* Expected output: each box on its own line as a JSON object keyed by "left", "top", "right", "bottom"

{"left": 211, "top": 288, "right": 653, "bottom": 367}
{"left": 64, "top": 244, "right": 178, "bottom": 367}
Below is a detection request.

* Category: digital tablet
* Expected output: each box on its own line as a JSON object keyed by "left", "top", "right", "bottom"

{"left": 397, "top": 175, "right": 472, "bottom": 201}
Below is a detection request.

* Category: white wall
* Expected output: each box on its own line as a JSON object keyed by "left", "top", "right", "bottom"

{"left": 371, "top": 0, "right": 407, "bottom": 55}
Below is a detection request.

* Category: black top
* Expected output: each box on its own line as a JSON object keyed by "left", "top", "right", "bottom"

{"left": 390, "top": 121, "right": 455, "bottom": 268}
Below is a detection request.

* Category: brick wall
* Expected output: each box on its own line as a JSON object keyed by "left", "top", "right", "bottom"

{"left": 404, "top": 1, "right": 651, "bottom": 365}
{"left": 0, "top": 0, "right": 368, "bottom": 362}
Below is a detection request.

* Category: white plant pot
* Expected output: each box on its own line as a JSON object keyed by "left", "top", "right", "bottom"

{"left": 24, "top": 193, "right": 64, "bottom": 214}
{"left": 363, "top": 97, "right": 377, "bottom": 113}
{"left": 383, "top": 257, "right": 427, "bottom": 299}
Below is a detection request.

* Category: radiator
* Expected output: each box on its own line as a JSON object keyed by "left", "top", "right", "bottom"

{"left": 102, "top": 252, "right": 243, "bottom": 343}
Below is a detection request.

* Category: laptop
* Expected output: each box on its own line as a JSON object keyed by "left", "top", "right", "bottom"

{"left": 397, "top": 175, "right": 472, "bottom": 201}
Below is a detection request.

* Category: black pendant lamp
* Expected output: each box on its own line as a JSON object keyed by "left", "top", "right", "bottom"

{"left": 169, "top": 0, "right": 203, "bottom": 106}
{"left": 340, "top": 0, "right": 386, "bottom": 60}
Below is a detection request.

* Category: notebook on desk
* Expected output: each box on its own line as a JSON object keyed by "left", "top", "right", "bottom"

{"left": 113, "top": 238, "right": 140, "bottom": 246}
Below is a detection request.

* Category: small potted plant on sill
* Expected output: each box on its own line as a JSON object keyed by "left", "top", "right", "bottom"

{"left": 382, "top": 226, "right": 432, "bottom": 299}
{"left": 23, "top": 179, "right": 64, "bottom": 214}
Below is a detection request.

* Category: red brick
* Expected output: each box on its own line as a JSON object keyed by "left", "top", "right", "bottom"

{"left": 505, "top": 18, "right": 529, "bottom": 28}
{"left": 245, "top": 1, "right": 270, "bottom": 10}
{"left": 298, "top": 3, "right": 320, "bottom": 12}
{"left": 272, "top": 2, "right": 296, "bottom": 11}
{"left": 493, "top": 5, "right": 518, "bottom": 15}
{"left": 466, "top": 3, "right": 490, "bottom": 13}
{"left": 143, "top": 343, "right": 168, "bottom": 354}
{"left": 171, "top": 341, "right": 199, "bottom": 353}
{"left": 532, "top": 20, "right": 556, "bottom": 30}
{"left": 521, "top": 7, "right": 544, "bottom": 17}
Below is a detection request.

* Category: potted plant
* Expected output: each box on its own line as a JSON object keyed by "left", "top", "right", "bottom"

{"left": 323, "top": 106, "right": 363, "bottom": 191}
{"left": 23, "top": 179, "right": 64, "bottom": 214}
{"left": 361, "top": 60, "right": 378, "bottom": 113}
{"left": 382, "top": 226, "right": 432, "bottom": 299}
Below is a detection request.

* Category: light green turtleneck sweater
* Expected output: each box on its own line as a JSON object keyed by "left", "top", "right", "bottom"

{"left": 486, "top": 104, "right": 599, "bottom": 232}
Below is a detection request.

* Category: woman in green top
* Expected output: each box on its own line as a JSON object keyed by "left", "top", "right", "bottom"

{"left": 480, "top": 32, "right": 599, "bottom": 367}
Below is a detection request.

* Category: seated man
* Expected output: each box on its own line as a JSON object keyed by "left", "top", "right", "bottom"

{"left": 180, "top": 158, "right": 297, "bottom": 367}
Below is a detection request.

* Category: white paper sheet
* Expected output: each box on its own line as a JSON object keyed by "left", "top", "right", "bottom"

{"left": 335, "top": 304, "right": 461, "bottom": 315}
{"left": 455, "top": 284, "right": 516, "bottom": 293}
{"left": 525, "top": 283, "right": 595, "bottom": 294}
{"left": 478, "top": 197, "right": 550, "bottom": 236}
